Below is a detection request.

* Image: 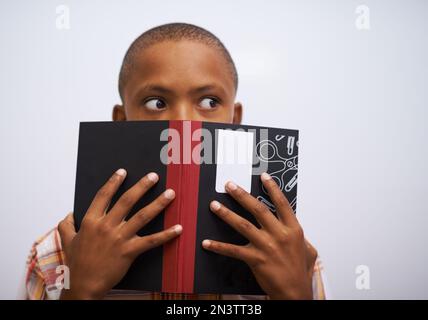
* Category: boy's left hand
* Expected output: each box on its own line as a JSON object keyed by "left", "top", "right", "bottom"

{"left": 202, "top": 172, "right": 318, "bottom": 300}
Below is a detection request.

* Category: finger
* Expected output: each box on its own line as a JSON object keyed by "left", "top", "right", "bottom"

{"left": 122, "top": 188, "right": 176, "bottom": 236}
{"left": 225, "top": 181, "right": 280, "bottom": 232}
{"left": 86, "top": 168, "right": 127, "bottom": 219}
{"left": 201, "top": 239, "right": 255, "bottom": 264}
{"left": 57, "top": 213, "right": 76, "bottom": 250}
{"left": 128, "top": 224, "right": 182, "bottom": 256}
{"left": 260, "top": 172, "right": 298, "bottom": 226}
{"left": 107, "top": 172, "right": 159, "bottom": 225}
{"left": 209, "top": 200, "right": 266, "bottom": 247}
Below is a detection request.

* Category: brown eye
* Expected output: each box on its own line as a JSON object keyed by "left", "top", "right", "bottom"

{"left": 144, "top": 98, "right": 166, "bottom": 110}
{"left": 199, "top": 97, "right": 219, "bottom": 109}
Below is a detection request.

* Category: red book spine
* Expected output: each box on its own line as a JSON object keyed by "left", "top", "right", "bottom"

{"left": 162, "top": 120, "right": 202, "bottom": 293}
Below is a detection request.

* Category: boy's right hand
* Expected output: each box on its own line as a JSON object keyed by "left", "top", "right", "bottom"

{"left": 58, "top": 169, "right": 181, "bottom": 300}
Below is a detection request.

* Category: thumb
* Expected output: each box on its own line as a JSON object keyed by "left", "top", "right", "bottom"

{"left": 58, "top": 212, "right": 76, "bottom": 250}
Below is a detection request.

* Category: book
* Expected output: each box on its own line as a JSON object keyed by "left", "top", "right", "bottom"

{"left": 73, "top": 120, "right": 299, "bottom": 295}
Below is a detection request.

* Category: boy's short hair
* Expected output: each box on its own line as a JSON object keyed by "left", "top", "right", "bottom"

{"left": 118, "top": 22, "right": 238, "bottom": 102}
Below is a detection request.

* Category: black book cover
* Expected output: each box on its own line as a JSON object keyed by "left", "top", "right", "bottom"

{"left": 73, "top": 120, "right": 299, "bottom": 295}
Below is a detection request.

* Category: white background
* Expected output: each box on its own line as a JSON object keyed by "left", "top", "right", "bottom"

{"left": 0, "top": 0, "right": 427, "bottom": 299}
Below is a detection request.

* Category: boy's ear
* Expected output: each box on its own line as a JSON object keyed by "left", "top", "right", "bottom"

{"left": 112, "top": 104, "right": 126, "bottom": 121}
{"left": 232, "top": 102, "right": 243, "bottom": 124}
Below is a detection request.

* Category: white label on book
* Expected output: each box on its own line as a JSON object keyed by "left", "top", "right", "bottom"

{"left": 215, "top": 129, "right": 254, "bottom": 193}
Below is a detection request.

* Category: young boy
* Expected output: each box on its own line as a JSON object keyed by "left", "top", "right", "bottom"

{"left": 25, "top": 23, "right": 326, "bottom": 300}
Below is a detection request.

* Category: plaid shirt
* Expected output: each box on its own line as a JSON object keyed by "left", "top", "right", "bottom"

{"left": 25, "top": 227, "right": 326, "bottom": 300}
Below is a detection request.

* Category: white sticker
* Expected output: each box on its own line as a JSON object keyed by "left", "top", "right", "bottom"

{"left": 215, "top": 129, "right": 254, "bottom": 193}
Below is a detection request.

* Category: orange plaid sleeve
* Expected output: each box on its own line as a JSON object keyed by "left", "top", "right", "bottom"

{"left": 25, "top": 228, "right": 65, "bottom": 300}
{"left": 312, "top": 259, "right": 327, "bottom": 300}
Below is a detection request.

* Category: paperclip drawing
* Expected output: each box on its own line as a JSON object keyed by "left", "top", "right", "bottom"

{"left": 287, "top": 136, "right": 295, "bottom": 156}
{"left": 256, "top": 137, "right": 298, "bottom": 212}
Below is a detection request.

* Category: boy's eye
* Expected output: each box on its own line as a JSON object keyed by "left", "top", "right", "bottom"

{"left": 144, "top": 98, "right": 166, "bottom": 110}
{"left": 199, "top": 97, "right": 219, "bottom": 109}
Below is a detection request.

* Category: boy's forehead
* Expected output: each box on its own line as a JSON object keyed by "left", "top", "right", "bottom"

{"left": 125, "top": 40, "right": 235, "bottom": 96}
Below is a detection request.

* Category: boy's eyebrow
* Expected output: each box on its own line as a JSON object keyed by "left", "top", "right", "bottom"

{"left": 136, "top": 83, "right": 229, "bottom": 97}
{"left": 139, "top": 84, "right": 174, "bottom": 95}
{"left": 189, "top": 84, "right": 228, "bottom": 96}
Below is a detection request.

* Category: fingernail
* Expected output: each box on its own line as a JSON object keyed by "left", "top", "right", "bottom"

{"left": 202, "top": 239, "right": 211, "bottom": 248}
{"left": 210, "top": 201, "right": 221, "bottom": 211}
{"left": 116, "top": 168, "right": 127, "bottom": 177}
{"left": 147, "top": 172, "right": 159, "bottom": 183}
{"left": 164, "top": 189, "right": 175, "bottom": 199}
{"left": 173, "top": 224, "right": 183, "bottom": 234}
{"left": 261, "top": 172, "right": 272, "bottom": 181}
{"left": 226, "top": 181, "right": 238, "bottom": 191}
